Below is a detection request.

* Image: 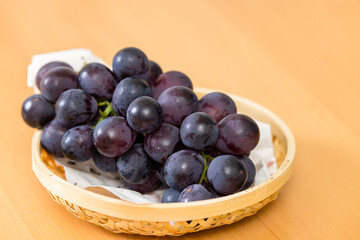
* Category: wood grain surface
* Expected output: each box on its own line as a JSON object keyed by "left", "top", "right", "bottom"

{"left": 0, "top": 0, "right": 359, "bottom": 239}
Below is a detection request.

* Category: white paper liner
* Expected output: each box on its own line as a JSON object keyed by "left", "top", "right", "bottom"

{"left": 29, "top": 49, "right": 278, "bottom": 204}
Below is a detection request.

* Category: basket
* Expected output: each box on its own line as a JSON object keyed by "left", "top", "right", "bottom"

{"left": 32, "top": 87, "right": 295, "bottom": 236}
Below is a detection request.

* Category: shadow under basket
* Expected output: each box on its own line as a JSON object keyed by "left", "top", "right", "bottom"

{"left": 32, "top": 87, "right": 296, "bottom": 236}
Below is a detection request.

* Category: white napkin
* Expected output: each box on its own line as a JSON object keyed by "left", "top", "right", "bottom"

{"left": 29, "top": 49, "right": 277, "bottom": 204}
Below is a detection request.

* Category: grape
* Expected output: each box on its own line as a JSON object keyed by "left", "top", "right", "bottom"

{"left": 93, "top": 116, "right": 136, "bottom": 157}
{"left": 36, "top": 61, "right": 73, "bottom": 89}
{"left": 61, "top": 125, "right": 95, "bottom": 161}
{"left": 198, "top": 92, "right": 237, "bottom": 123}
{"left": 178, "top": 184, "right": 215, "bottom": 202}
{"left": 93, "top": 152, "right": 118, "bottom": 172}
{"left": 117, "top": 144, "right": 152, "bottom": 184}
{"left": 163, "top": 150, "right": 203, "bottom": 190}
{"left": 162, "top": 188, "right": 181, "bottom": 203}
{"left": 40, "top": 67, "right": 78, "bottom": 102}
{"left": 21, "top": 94, "right": 55, "bottom": 128}
{"left": 125, "top": 172, "right": 161, "bottom": 194}
{"left": 147, "top": 60, "right": 162, "bottom": 86}
{"left": 215, "top": 114, "right": 260, "bottom": 155}
{"left": 112, "top": 47, "right": 149, "bottom": 82}
{"left": 126, "top": 96, "right": 163, "bottom": 134}
{"left": 157, "top": 86, "right": 198, "bottom": 126}
{"left": 239, "top": 155, "right": 256, "bottom": 190}
{"left": 78, "top": 63, "right": 116, "bottom": 101}
{"left": 55, "top": 89, "right": 98, "bottom": 127}
{"left": 151, "top": 71, "right": 193, "bottom": 99}
{"left": 112, "top": 77, "right": 150, "bottom": 116}
{"left": 40, "top": 119, "right": 69, "bottom": 158}
{"left": 180, "top": 112, "right": 219, "bottom": 150}
{"left": 144, "top": 123, "right": 180, "bottom": 163}
{"left": 206, "top": 155, "right": 247, "bottom": 195}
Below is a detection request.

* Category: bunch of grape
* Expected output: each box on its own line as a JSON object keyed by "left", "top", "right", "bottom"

{"left": 22, "top": 47, "right": 260, "bottom": 203}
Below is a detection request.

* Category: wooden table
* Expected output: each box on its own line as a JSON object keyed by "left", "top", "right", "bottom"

{"left": 1, "top": 0, "right": 359, "bottom": 239}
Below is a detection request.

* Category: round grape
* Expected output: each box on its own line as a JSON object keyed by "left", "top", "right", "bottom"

{"left": 178, "top": 184, "right": 215, "bottom": 202}
{"left": 147, "top": 60, "right": 162, "bottom": 86}
{"left": 162, "top": 188, "right": 181, "bottom": 203}
{"left": 93, "top": 116, "right": 136, "bottom": 157}
{"left": 21, "top": 94, "right": 55, "bottom": 128}
{"left": 206, "top": 155, "right": 247, "bottom": 195}
{"left": 36, "top": 61, "right": 73, "bottom": 89}
{"left": 55, "top": 89, "right": 98, "bottom": 127}
{"left": 126, "top": 96, "right": 163, "bottom": 134}
{"left": 40, "top": 67, "right": 78, "bottom": 102}
{"left": 151, "top": 71, "right": 193, "bottom": 99}
{"left": 164, "top": 150, "right": 203, "bottom": 190}
{"left": 198, "top": 92, "right": 237, "bottom": 123}
{"left": 180, "top": 112, "right": 219, "bottom": 150}
{"left": 78, "top": 62, "right": 116, "bottom": 101}
{"left": 215, "top": 114, "right": 260, "bottom": 155}
{"left": 157, "top": 86, "right": 198, "bottom": 126}
{"left": 61, "top": 125, "right": 95, "bottom": 162}
{"left": 112, "top": 77, "right": 150, "bottom": 116}
{"left": 93, "top": 152, "right": 118, "bottom": 173}
{"left": 112, "top": 47, "right": 149, "bottom": 82}
{"left": 239, "top": 155, "right": 256, "bottom": 191}
{"left": 144, "top": 123, "right": 180, "bottom": 163}
{"left": 117, "top": 144, "right": 152, "bottom": 184}
{"left": 40, "top": 119, "right": 69, "bottom": 158}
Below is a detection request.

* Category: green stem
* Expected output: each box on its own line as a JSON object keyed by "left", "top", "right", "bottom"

{"left": 199, "top": 151, "right": 211, "bottom": 184}
{"left": 93, "top": 101, "right": 116, "bottom": 128}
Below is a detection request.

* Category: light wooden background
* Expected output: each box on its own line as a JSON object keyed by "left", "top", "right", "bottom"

{"left": 0, "top": 0, "right": 359, "bottom": 239}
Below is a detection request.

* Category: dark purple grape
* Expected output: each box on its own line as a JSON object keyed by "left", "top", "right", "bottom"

{"left": 162, "top": 188, "right": 181, "bottom": 203}
{"left": 157, "top": 86, "right": 198, "bottom": 126}
{"left": 21, "top": 94, "right": 55, "bottom": 128}
{"left": 55, "top": 89, "right": 97, "bottom": 127}
{"left": 151, "top": 71, "right": 193, "bottom": 99}
{"left": 40, "top": 67, "right": 78, "bottom": 102}
{"left": 126, "top": 96, "right": 163, "bottom": 134}
{"left": 112, "top": 47, "right": 149, "bottom": 82}
{"left": 40, "top": 119, "right": 69, "bottom": 158}
{"left": 93, "top": 152, "right": 118, "bottom": 172}
{"left": 36, "top": 61, "right": 73, "bottom": 89}
{"left": 178, "top": 184, "right": 215, "bottom": 202}
{"left": 93, "top": 116, "right": 136, "bottom": 157}
{"left": 206, "top": 155, "right": 247, "bottom": 195}
{"left": 147, "top": 60, "right": 162, "bottom": 85}
{"left": 215, "top": 114, "right": 260, "bottom": 155}
{"left": 125, "top": 173, "right": 161, "bottom": 194}
{"left": 198, "top": 92, "right": 237, "bottom": 123}
{"left": 112, "top": 77, "right": 150, "bottom": 116}
{"left": 61, "top": 125, "right": 95, "bottom": 161}
{"left": 239, "top": 155, "right": 256, "bottom": 190}
{"left": 144, "top": 123, "right": 180, "bottom": 163}
{"left": 78, "top": 63, "right": 116, "bottom": 101}
{"left": 163, "top": 150, "right": 203, "bottom": 190}
{"left": 180, "top": 112, "right": 219, "bottom": 150}
{"left": 117, "top": 144, "right": 152, "bottom": 184}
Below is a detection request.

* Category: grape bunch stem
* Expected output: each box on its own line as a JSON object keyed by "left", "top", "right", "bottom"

{"left": 199, "top": 151, "right": 214, "bottom": 184}
{"left": 95, "top": 101, "right": 116, "bottom": 127}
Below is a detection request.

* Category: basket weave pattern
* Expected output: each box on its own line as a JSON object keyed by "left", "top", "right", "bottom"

{"left": 48, "top": 189, "right": 279, "bottom": 236}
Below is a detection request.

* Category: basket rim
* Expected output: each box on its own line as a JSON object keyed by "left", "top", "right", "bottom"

{"left": 32, "top": 87, "right": 295, "bottom": 222}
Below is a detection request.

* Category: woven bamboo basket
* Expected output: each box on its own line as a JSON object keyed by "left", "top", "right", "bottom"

{"left": 32, "top": 87, "right": 295, "bottom": 236}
